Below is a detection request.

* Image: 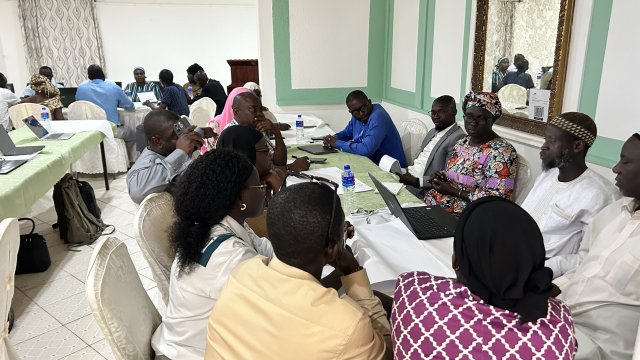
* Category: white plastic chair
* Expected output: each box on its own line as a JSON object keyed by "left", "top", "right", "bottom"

{"left": 68, "top": 101, "right": 129, "bottom": 174}
{"left": 8, "top": 103, "right": 50, "bottom": 129}
{"left": 0, "top": 218, "right": 20, "bottom": 360}
{"left": 133, "top": 192, "right": 176, "bottom": 305}
{"left": 498, "top": 84, "right": 527, "bottom": 105}
{"left": 400, "top": 118, "right": 428, "bottom": 166}
{"left": 87, "top": 237, "right": 161, "bottom": 360}
{"left": 190, "top": 97, "right": 217, "bottom": 119}
{"left": 514, "top": 156, "right": 532, "bottom": 204}
{"left": 189, "top": 106, "right": 213, "bottom": 128}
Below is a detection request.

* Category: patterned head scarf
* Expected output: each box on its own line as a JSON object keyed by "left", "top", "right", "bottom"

{"left": 133, "top": 66, "right": 145, "bottom": 73}
{"left": 462, "top": 91, "right": 502, "bottom": 122}
{"left": 29, "top": 74, "right": 62, "bottom": 110}
{"left": 548, "top": 112, "right": 597, "bottom": 147}
{"left": 454, "top": 196, "right": 553, "bottom": 323}
{"left": 495, "top": 56, "right": 509, "bottom": 69}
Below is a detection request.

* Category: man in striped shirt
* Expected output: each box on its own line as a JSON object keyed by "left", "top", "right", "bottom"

{"left": 124, "top": 66, "right": 162, "bottom": 102}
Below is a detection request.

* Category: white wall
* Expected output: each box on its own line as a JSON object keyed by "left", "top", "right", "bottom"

{"left": 0, "top": 0, "right": 259, "bottom": 89}
{"left": 390, "top": 0, "right": 419, "bottom": 92}
{"left": 430, "top": 0, "right": 466, "bottom": 99}
{"left": 0, "top": 0, "right": 29, "bottom": 93}
{"left": 96, "top": 0, "right": 259, "bottom": 88}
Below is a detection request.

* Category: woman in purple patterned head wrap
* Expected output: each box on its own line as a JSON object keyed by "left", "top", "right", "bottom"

{"left": 422, "top": 91, "right": 518, "bottom": 216}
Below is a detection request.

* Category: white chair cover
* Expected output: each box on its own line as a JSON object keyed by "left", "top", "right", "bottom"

{"left": 514, "top": 156, "right": 532, "bottom": 204}
{"left": 133, "top": 192, "right": 175, "bottom": 305}
{"left": 86, "top": 237, "right": 161, "bottom": 360}
{"left": 68, "top": 101, "right": 129, "bottom": 174}
{"left": 0, "top": 218, "right": 20, "bottom": 360}
{"left": 497, "top": 84, "right": 528, "bottom": 105}
{"left": 189, "top": 106, "right": 213, "bottom": 128}
{"left": 400, "top": 119, "right": 428, "bottom": 166}
{"left": 190, "top": 97, "right": 216, "bottom": 119}
{"left": 8, "top": 103, "right": 50, "bottom": 129}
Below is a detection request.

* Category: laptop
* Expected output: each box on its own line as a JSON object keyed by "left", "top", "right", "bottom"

{"left": 22, "top": 116, "right": 74, "bottom": 140}
{"left": 369, "top": 173, "right": 458, "bottom": 240}
{"left": 298, "top": 144, "right": 338, "bottom": 155}
{"left": 0, "top": 126, "right": 44, "bottom": 156}
{"left": 59, "top": 87, "right": 77, "bottom": 108}
{"left": 0, "top": 158, "right": 28, "bottom": 174}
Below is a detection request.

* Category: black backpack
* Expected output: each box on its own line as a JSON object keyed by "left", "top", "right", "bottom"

{"left": 53, "top": 174, "right": 112, "bottom": 245}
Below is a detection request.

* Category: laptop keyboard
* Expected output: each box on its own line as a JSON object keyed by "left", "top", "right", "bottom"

{"left": 403, "top": 207, "right": 453, "bottom": 238}
{"left": 46, "top": 133, "right": 64, "bottom": 140}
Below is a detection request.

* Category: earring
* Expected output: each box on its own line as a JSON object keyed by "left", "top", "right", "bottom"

{"left": 240, "top": 203, "right": 247, "bottom": 211}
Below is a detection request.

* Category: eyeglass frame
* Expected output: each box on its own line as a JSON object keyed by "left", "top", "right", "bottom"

{"left": 462, "top": 113, "right": 491, "bottom": 126}
{"left": 246, "top": 184, "right": 268, "bottom": 193}
{"left": 348, "top": 100, "right": 370, "bottom": 116}
{"left": 284, "top": 171, "right": 341, "bottom": 247}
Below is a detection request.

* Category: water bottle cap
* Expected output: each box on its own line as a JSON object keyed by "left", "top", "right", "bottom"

{"left": 42, "top": 106, "right": 46, "bottom": 110}
{"left": 297, "top": 114, "right": 302, "bottom": 118}
{"left": 343, "top": 164, "right": 351, "bottom": 170}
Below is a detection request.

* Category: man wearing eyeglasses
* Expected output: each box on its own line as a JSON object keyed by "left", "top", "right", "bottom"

{"left": 205, "top": 182, "right": 391, "bottom": 359}
{"left": 323, "top": 90, "right": 407, "bottom": 168}
{"left": 396, "top": 95, "right": 466, "bottom": 198}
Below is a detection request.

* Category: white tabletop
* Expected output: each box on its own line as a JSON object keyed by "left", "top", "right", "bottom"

{"left": 50, "top": 120, "right": 114, "bottom": 139}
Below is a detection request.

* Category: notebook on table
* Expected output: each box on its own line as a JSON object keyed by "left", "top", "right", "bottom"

{"left": 369, "top": 173, "right": 458, "bottom": 240}
{"left": 0, "top": 126, "right": 44, "bottom": 156}
{"left": 298, "top": 144, "right": 338, "bottom": 155}
{"left": 22, "top": 116, "right": 74, "bottom": 140}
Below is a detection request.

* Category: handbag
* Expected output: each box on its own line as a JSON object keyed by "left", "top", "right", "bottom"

{"left": 15, "top": 218, "right": 51, "bottom": 274}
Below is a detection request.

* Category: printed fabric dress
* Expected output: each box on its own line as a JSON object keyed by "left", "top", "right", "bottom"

{"left": 391, "top": 272, "right": 578, "bottom": 360}
{"left": 423, "top": 136, "right": 517, "bottom": 216}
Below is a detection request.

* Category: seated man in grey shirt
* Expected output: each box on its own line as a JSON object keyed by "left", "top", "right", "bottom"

{"left": 127, "top": 109, "right": 214, "bottom": 204}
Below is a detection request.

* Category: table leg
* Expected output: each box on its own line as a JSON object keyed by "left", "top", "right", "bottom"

{"left": 100, "top": 141, "right": 109, "bottom": 190}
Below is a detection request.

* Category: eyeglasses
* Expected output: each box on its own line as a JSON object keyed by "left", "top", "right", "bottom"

{"left": 348, "top": 102, "right": 368, "bottom": 116}
{"left": 285, "top": 172, "right": 340, "bottom": 246}
{"left": 255, "top": 147, "right": 270, "bottom": 154}
{"left": 246, "top": 184, "right": 268, "bottom": 193}
{"left": 427, "top": 110, "right": 444, "bottom": 117}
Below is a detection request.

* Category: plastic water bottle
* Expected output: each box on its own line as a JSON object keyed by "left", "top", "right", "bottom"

{"left": 187, "top": 84, "right": 193, "bottom": 99}
{"left": 296, "top": 114, "right": 304, "bottom": 143}
{"left": 341, "top": 165, "right": 357, "bottom": 214}
{"left": 40, "top": 106, "right": 51, "bottom": 132}
{"left": 124, "top": 88, "right": 132, "bottom": 100}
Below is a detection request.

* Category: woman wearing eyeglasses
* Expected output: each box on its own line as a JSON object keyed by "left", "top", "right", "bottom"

{"left": 151, "top": 148, "right": 274, "bottom": 360}
{"left": 423, "top": 91, "right": 518, "bottom": 216}
{"left": 217, "top": 125, "right": 286, "bottom": 202}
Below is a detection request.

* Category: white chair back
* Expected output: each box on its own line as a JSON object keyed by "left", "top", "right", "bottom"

{"left": 0, "top": 218, "right": 20, "bottom": 359}
{"left": 133, "top": 192, "right": 175, "bottom": 305}
{"left": 514, "top": 155, "right": 532, "bottom": 204}
{"left": 189, "top": 106, "right": 213, "bottom": 128}
{"left": 497, "top": 84, "right": 527, "bottom": 105}
{"left": 190, "top": 97, "right": 217, "bottom": 118}
{"left": 400, "top": 118, "right": 428, "bottom": 166}
{"left": 87, "top": 237, "right": 161, "bottom": 360}
{"left": 8, "top": 103, "right": 49, "bottom": 129}
{"left": 67, "top": 100, "right": 108, "bottom": 120}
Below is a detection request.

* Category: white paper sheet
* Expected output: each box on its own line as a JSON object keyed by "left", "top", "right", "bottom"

{"left": 137, "top": 92, "right": 157, "bottom": 103}
{"left": 1, "top": 153, "right": 39, "bottom": 161}
{"left": 376, "top": 182, "right": 404, "bottom": 195}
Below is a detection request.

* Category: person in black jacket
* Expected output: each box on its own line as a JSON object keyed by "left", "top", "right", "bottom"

{"left": 192, "top": 70, "right": 227, "bottom": 116}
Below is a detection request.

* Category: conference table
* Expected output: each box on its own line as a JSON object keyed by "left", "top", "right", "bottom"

{"left": 0, "top": 126, "right": 107, "bottom": 220}
{"left": 286, "top": 138, "right": 455, "bottom": 289}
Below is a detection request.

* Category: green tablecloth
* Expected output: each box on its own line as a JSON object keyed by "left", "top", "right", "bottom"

{"left": 0, "top": 128, "right": 104, "bottom": 219}
{"left": 287, "top": 146, "right": 422, "bottom": 211}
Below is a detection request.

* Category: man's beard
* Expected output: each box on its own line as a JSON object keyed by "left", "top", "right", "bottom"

{"left": 542, "top": 148, "right": 572, "bottom": 171}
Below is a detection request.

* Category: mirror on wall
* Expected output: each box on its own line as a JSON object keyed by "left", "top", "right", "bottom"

{"left": 471, "top": 0, "right": 575, "bottom": 136}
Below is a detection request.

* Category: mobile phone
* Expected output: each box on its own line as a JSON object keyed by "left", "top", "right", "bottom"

{"left": 173, "top": 117, "right": 191, "bottom": 136}
{"left": 310, "top": 136, "right": 325, "bottom": 141}
{"left": 309, "top": 158, "right": 327, "bottom": 164}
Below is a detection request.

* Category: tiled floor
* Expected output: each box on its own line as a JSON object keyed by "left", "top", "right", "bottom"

{"left": 8, "top": 173, "right": 163, "bottom": 359}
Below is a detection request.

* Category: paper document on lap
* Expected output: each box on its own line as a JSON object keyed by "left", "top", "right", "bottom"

{"left": 347, "top": 218, "right": 455, "bottom": 283}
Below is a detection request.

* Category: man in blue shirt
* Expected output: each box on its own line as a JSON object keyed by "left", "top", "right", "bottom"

{"left": 323, "top": 90, "right": 407, "bottom": 167}
{"left": 143, "top": 69, "right": 189, "bottom": 116}
{"left": 76, "top": 64, "right": 136, "bottom": 157}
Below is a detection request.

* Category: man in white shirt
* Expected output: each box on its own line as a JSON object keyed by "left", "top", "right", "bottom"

{"left": 22, "top": 66, "right": 62, "bottom": 97}
{"left": 397, "top": 95, "right": 466, "bottom": 198}
{"left": 556, "top": 132, "right": 640, "bottom": 360}
{"left": 522, "top": 112, "right": 619, "bottom": 278}
{"left": 0, "top": 73, "right": 21, "bottom": 131}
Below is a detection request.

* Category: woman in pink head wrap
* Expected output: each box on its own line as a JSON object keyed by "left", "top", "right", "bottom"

{"left": 209, "top": 87, "right": 251, "bottom": 131}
